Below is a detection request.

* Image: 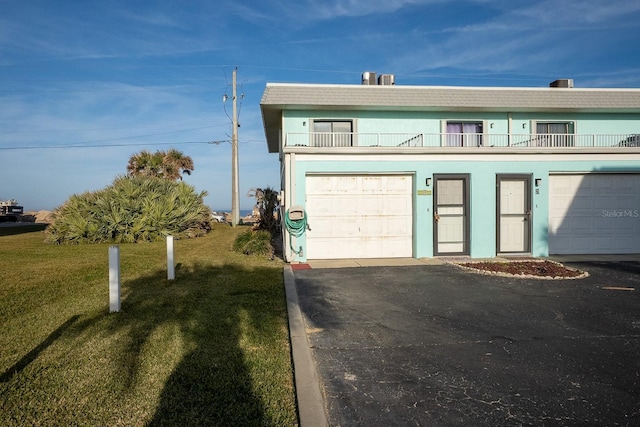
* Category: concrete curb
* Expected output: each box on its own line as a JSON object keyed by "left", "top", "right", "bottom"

{"left": 284, "top": 265, "right": 329, "bottom": 427}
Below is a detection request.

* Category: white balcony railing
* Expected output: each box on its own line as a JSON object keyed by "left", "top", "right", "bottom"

{"left": 285, "top": 132, "right": 640, "bottom": 148}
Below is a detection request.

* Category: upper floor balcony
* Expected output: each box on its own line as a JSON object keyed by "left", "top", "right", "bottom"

{"left": 285, "top": 132, "right": 640, "bottom": 149}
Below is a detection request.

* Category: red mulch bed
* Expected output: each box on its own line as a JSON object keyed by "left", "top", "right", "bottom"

{"left": 457, "top": 260, "right": 585, "bottom": 278}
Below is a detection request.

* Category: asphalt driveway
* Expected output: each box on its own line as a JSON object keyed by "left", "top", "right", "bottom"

{"left": 291, "top": 259, "right": 640, "bottom": 426}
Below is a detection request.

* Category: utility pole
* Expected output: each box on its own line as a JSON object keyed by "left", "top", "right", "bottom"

{"left": 231, "top": 67, "right": 240, "bottom": 226}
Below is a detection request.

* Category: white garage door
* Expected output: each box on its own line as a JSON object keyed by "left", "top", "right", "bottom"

{"left": 549, "top": 174, "right": 640, "bottom": 254}
{"left": 305, "top": 175, "right": 413, "bottom": 259}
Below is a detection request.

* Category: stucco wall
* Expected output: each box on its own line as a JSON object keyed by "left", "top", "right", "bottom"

{"left": 284, "top": 153, "right": 640, "bottom": 260}
{"left": 282, "top": 110, "right": 640, "bottom": 146}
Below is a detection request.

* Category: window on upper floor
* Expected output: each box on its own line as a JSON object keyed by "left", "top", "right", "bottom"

{"left": 445, "top": 121, "right": 483, "bottom": 147}
{"left": 312, "top": 120, "right": 353, "bottom": 147}
{"left": 535, "top": 122, "right": 574, "bottom": 147}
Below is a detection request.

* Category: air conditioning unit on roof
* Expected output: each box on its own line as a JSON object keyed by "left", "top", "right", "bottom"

{"left": 362, "top": 71, "right": 377, "bottom": 85}
{"left": 378, "top": 74, "right": 395, "bottom": 86}
{"left": 550, "top": 79, "right": 574, "bottom": 88}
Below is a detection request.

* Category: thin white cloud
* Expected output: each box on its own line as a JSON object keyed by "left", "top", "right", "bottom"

{"left": 310, "top": 0, "right": 440, "bottom": 19}
{"left": 0, "top": 2, "right": 228, "bottom": 61}
{"left": 250, "top": 0, "right": 445, "bottom": 22}
{"left": 117, "top": 9, "right": 184, "bottom": 28}
{"left": 386, "top": 0, "right": 640, "bottom": 82}
{"left": 222, "top": 2, "right": 275, "bottom": 23}
{"left": 514, "top": 0, "right": 640, "bottom": 26}
{"left": 0, "top": 81, "right": 221, "bottom": 146}
{"left": 0, "top": 73, "right": 274, "bottom": 210}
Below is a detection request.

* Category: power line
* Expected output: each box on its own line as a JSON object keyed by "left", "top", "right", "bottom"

{"left": 0, "top": 123, "right": 229, "bottom": 149}
{"left": 0, "top": 62, "right": 558, "bottom": 86}
{"left": 0, "top": 138, "right": 264, "bottom": 150}
{"left": 0, "top": 141, "right": 213, "bottom": 150}
{"left": 2, "top": 123, "right": 228, "bottom": 134}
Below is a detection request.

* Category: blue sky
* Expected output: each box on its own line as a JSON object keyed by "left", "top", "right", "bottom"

{"left": 2, "top": 0, "right": 640, "bottom": 211}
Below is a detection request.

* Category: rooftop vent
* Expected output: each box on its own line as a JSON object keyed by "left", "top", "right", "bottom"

{"left": 550, "top": 79, "right": 574, "bottom": 88}
{"left": 362, "top": 71, "right": 377, "bottom": 85}
{"left": 362, "top": 72, "right": 395, "bottom": 85}
{"left": 378, "top": 74, "right": 395, "bottom": 86}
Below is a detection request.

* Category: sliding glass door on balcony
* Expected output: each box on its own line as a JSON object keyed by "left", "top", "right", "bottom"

{"left": 445, "top": 122, "right": 483, "bottom": 147}
{"left": 312, "top": 120, "right": 353, "bottom": 147}
{"left": 535, "top": 122, "right": 574, "bottom": 147}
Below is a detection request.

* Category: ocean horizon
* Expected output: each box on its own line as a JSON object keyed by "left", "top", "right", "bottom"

{"left": 213, "top": 209, "right": 253, "bottom": 217}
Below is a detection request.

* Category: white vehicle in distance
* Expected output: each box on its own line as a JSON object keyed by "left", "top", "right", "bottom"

{"left": 211, "top": 212, "right": 226, "bottom": 223}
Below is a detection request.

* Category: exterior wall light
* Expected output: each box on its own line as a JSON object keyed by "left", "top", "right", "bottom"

{"left": 535, "top": 178, "right": 542, "bottom": 187}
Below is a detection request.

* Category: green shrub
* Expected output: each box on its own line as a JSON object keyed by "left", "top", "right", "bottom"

{"left": 233, "top": 229, "right": 274, "bottom": 257}
{"left": 45, "top": 176, "right": 212, "bottom": 244}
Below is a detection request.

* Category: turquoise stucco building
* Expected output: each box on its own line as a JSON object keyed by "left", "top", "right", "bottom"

{"left": 261, "top": 78, "right": 640, "bottom": 261}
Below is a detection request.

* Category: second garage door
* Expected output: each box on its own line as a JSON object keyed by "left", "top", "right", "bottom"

{"left": 305, "top": 175, "right": 413, "bottom": 259}
{"left": 549, "top": 174, "right": 640, "bottom": 254}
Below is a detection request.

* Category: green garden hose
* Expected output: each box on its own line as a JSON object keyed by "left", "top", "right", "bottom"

{"left": 284, "top": 208, "right": 307, "bottom": 256}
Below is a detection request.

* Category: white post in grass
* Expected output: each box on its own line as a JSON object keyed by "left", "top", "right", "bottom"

{"left": 109, "top": 246, "right": 120, "bottom": 312}
{"left": 167, "top": 235, "right": 175, "bottom": 280}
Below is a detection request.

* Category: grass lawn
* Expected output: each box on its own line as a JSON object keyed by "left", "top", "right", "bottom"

{"left": 0, "top": 225, "right": 297, "bottom": 426}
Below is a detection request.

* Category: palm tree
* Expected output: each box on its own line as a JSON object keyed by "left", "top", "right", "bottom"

{"left": 127, "top": 149, "right": 194, "bottom": 181}
{"left": 127, "top": 150, "right": 160, "bottom": 177}
{"left": 248, "top": 186, "right": 279, "bottom": 233}
{"left": 163, "top": 149, "right": 194, "bottom": 181}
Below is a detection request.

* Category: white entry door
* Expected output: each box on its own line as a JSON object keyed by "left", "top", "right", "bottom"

{"left": 434, "top": 175, "right": 469, "bottom": 255}
{"left": 305, "top": 175, "right": 413, "bottom": 259}
{"left": 497, "top": 176, "right": 531, "bottom": 253}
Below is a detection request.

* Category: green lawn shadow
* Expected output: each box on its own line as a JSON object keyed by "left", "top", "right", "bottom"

{"left": 53, "top": 261, "right": 290, "bottom": 425}
{"left": 122, "top": 262, "right": 286, "bottom": 425}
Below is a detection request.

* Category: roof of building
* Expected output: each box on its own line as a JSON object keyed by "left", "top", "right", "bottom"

{"left": 260, "top": 83, "right": 640, "bottom": 152}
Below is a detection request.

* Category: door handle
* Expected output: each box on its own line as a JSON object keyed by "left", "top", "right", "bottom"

{"left": 434, "top": 213, "right": 440, "bottom": 223}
